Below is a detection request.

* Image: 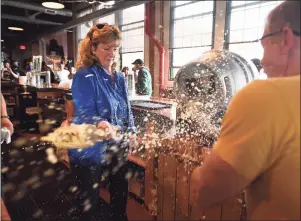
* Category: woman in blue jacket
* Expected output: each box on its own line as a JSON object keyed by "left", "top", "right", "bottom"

{"left": 69, "top": 23, "right": 136, "bottom": 221}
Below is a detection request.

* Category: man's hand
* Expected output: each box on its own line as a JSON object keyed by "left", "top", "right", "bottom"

{"left": 1, "top": 118, "right": 14, "bottom": 135}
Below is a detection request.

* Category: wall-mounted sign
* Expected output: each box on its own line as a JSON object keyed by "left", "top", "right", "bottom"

{"left": 20, "top": 45, "right": 26, "bottom": 50}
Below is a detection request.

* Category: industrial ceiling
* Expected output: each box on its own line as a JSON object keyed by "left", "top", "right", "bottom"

{"left": 1, "top": 0, "right": 148, "bottom": 46}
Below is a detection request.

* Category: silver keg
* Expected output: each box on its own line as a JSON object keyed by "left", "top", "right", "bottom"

{"left": 173, "top": 49, "right": 259, "bottom": 145}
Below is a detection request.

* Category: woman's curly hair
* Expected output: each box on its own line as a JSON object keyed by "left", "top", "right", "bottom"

{"left": 75, "top": 23, "right": 122, "bottom": 71}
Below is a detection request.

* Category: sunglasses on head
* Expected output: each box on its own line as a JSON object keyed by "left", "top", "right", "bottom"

{"left": 96, "top": 23, "right": 109, "bottom": 30}
{"left": 88, "top": 23, "right": 112, "bottom": 41}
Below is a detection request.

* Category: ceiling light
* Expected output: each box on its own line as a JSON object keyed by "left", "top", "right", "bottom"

{"left": 106, "top": 1, "right": 115, "bottom": 6}
{"left": 42, "top": 2, "right": 65, "bottom": 9}
{"left": 8, "top": 27, "right": 24, "bottom": 31}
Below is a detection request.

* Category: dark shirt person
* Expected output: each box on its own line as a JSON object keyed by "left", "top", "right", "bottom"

{"left": 1, "top": 60, "right": 19, "bottom": 81}
{"left": 132, "top": 59, "right": 152, "bottom": 95}
{"left": 12, "top": 61, "right": 25, "bottom": 77}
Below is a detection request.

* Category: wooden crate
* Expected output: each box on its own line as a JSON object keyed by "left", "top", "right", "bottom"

{"left": 155, "top": 153, "right": 244, "bottom": 221}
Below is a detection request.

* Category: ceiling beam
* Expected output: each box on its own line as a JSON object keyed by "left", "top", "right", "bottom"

{"left": 38, "top": 0, "right": 149, "bottom": 38}
{"left": 28, "top": 11, "right": 44, "bottom": 19}
{"left": 75, "top": 2, "right": 92, "bottom": 12}
{"left": 2, "top": 14, "right": 63, "bottom": 26}
{"left": 1, "top": 0, "right": 73, "bottom": 17}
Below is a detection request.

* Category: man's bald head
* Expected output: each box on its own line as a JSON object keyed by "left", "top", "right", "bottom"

{"left": 260, "top": 1, "right": 300, "bottom": 78}
{"left": 267, "top": 1, "right": 300, "bottom": 33}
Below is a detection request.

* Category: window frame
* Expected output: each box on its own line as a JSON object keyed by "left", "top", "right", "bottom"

{"left": 169, "top": 1, "right": 216, "bottom": 80}
{"left": 224, "top": 0, "right": 283, "bottom": 50}
{"left": 119, "top": 4, "right": 145, "bottom": 69}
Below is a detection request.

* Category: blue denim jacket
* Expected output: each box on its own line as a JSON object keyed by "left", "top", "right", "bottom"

{"left": 68, "top": 65, "right": 136, "bottom": 166}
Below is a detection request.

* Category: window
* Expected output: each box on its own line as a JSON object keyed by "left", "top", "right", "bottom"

{"left": 77, "top": 8, "right": 115, "bottom": 42}
{"left": 95, "top": 14, "right": 115, "bottom": 26}
{"left": 226, "top": 1, "right": 283, "bottom": 61}
{"left": 77, "top": 8, "right": 93, "bottom": 41}
{"left": 169, "top": 1, "right": 215, "bottom": 79}
{"left": 120, "top": 4, "right": 145, "bottom": 70}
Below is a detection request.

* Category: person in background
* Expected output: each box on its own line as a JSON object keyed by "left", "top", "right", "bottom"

{"left": 56, "top": 61, "right": 69, "bottom": 83}
{"left": 41, "top": 61, "right": 58, "bottom": 83}
{"left": 190, "top": 1, "right": 300, "bottom": 220}
{"left": 251, "top": 58, "right": 263, "bottom": 73}
{"left": 111, "top": 61, "right": 117, "bottom": 72}
{"left": 58, "top": 64, "right": 75, "bottom": 89}
{"left": 251, "top": 58, "right": 267, "bottom": 79}
{"left": 24, "top": 62, "right": 32, "bottom": 72}
{"left": 132, "top": 59, "right": 152, "bottom": 95}
{"left": 121, "top": 66, "right": 129, "bottom": 78}
{"left": 12, "top": 60, "right": 25, "bottom": 77}
{"left": 1, "top": 94, "right": 14, "bottom": 135}
{"left": 132, "top": 67, "right": 137, "bottom": 82}
{"left": 69, "top": 23, "right": 136, "bottom": 221}
{"left": 1, "top": 60, "right": 19, "bottom": 81}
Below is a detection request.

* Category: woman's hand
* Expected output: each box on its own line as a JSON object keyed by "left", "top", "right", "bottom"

{"left": 60, "top": 119, "right": 70, "bottom": 127}
{"left": 128, "top": 134, "right": 137, "bottom": 153}
{"left": 97, "top": 121, "right": 116, "bottom": 139}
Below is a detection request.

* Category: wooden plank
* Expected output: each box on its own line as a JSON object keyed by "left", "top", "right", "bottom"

{"left": 144, "top": 150, "right": 156, "bottom": 213}
{"left": 175, "top": 161, "right": 190, "bottom": 220}
{"left": 220, "top": 197, "right": 243, "bottom": 220}
{"left": 143, "top": 120, "right": 157, "bottom": 214}
{"left": 162, "top": 155, "right": 177, "bottom": 221}
{"left": 188, "top": 167, "right": 203, "bottom": 221}
{"left": 156, "top": 154, "right": 165, "bottom": 221}
{"left": 202, "top": 206, "right": 222, "bottom": 220}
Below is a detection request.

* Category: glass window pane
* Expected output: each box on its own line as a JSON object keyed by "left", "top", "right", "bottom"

{"left": 244, "top": 7, "right": 260, "bottom": 28}
{"left": 173, "top": 47, "right": 211, "bottom": 67}
{"left": 202, "top": 33, "right": 212, "bottom": 45}
{"left": 121, "top": 4, "right": 145, "bottom": 24}
{"left": 200, "top": 15, "right": 213, "bottom": 33}
{"left": 229, "top": 42, "right": 263, "bottom": 61}
{"left": 229, "top": 0, "right": 284, "bottom": 46}
{"left": 174, "top": 1, "right": 213, "bottom": 19}
{"left": 230, "top": 10, "right": 245, "bottom": 30}
{"left": 229, "top": 30, "right": 243, "bottom": 43}
{"left": 175, "top": 1, "right": 191, "bottom": 6}
{"left": 121, "top": 27, "right": 144, "bottom": 53}
{"left": 170, "top": 67, "right": 181, "bottom": 79}
{"left": 95, "top": 14, "right": 115, "bottom": 25}
{"left": 242, "top": 28, "right": 258, "bottom": 42}
{"left": 121, "top": 52, "right": 144, "bottom": 70}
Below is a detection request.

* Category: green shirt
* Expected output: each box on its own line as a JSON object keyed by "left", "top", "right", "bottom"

{"left": 136, "top": 67, "right": 152, "bottom": 95}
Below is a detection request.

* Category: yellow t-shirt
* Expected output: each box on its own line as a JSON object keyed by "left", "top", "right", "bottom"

{"left": 214, "top": 76, "right": 300, "bottom": 220}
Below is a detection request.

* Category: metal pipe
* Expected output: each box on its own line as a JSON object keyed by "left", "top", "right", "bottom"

{"left": 1, "top": 0, "right": 72, "bottom": 17}
{"left": 145, "top": 2, "right": 165, "bottom": 95}
{"left": 2, "top": 14, "right": 63, "bottom": 26}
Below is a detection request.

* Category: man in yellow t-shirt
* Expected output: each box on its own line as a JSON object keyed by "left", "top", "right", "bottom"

{"left": 190, "top": 1, "right": 300, "bottom": 220}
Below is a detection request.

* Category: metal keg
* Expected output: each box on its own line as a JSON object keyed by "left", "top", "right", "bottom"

{"left": 173, "top": 50, "right": 259, "bottom": 146}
